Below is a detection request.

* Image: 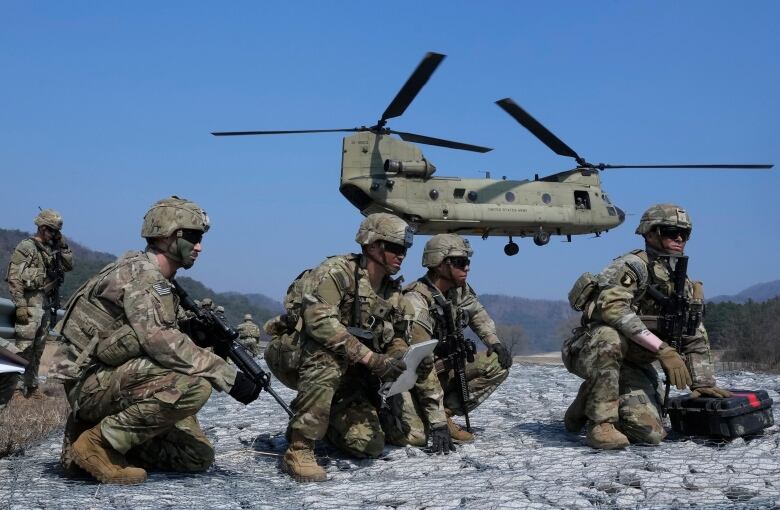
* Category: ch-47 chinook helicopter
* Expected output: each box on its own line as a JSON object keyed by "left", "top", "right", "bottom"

{"left": 213, "top": 52, "right": 773, "bottom": 256}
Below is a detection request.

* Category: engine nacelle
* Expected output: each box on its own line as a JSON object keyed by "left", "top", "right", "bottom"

{"left": 384, "top": 159, "right": 436, "bottom": 179}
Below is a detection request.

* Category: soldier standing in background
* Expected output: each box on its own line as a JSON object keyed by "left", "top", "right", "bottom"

{"left": 237, "top": 314, "right": 262, "bottom": 357}
{"left": 562, "top": 204, "right": 731, "bottom": 449}
{"left": 384, "top": 234, "right": 512, "bottom": 444}
{"left": 50, "top": 196, "right": 261, "bottom": 484}
{"left": 5, "top": 209, "right": 74, "bottom": 399}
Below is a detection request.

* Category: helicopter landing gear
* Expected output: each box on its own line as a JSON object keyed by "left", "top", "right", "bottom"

{"left": 504, "top": 237, "right": 519, "bottom": 256}
{"left": 533, "top": 229, "right": 550, "bottom": 246}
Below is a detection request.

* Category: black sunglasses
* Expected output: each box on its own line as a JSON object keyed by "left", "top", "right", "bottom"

{"left": 179, "top": 229, "right": 204, "bottom": 244}
{"left": 383, "top": 242, "right": 407, "bottom": 257}
{"left": 658, "top": 227, "right": 690, "bottom": 241}
{"left": 448, "top": 257, "right": 471, "bottom": 269}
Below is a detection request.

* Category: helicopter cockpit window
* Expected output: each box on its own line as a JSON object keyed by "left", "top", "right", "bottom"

{"left": 541, "top": 193, "right": 552, "bottom": 205}
{"left": 574, "top": 191, "right": 591, "bottom": 210}
{"left": 454, "top": 188, "right": 465, "bottom": 199}
{"left": 505, "top": 191, "right": 515, "bottom": 203}
{"left": 602, "top": 194, "right": 612, "bottom": 204}
{"left": 607, "top": 207, "right": 617, "bottom": 216}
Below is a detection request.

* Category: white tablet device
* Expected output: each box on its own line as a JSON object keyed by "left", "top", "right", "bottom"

{"left": 378, "top": 339, "right": 439, "bottom": 398}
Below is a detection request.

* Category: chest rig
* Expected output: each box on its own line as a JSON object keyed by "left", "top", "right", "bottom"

{"left": 418, "top": 278, "right": 476, "bottom": 364}
{"left": 344, "top": 256, "right": 399, "bottom": 352}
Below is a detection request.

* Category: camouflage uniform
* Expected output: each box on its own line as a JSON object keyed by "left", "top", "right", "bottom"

{"left": 50, "top": 197, "right": 242, "bottom": 480}
{"left": 237, "top": 314, "right": 262, "bottom": 357}
{"left": 6, "top": 210, "right": 74, "bottom": 395}
{"left": 562, "top": 205, "right": 716, "bottom": 445}
{"left": 383, "top": 278, "right": 508, "bottom": 444}
{"left": 289, "top": 253, "right": 440, "bottom": 457}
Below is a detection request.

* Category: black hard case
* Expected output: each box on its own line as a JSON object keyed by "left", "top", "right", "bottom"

{"left": 667, "top": 389, "right": 774, "bottom": 438}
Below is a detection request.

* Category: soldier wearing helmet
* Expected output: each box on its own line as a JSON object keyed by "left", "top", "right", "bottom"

{"left": 383, "top": 234, "right": 511, "bottom": 448}
{"left": 201, "top": 298, "right": 214, "bottom": 310}
{"left": 562, "top": 203, "right": 729, "bottom": 450}
{"left": 5, "top": 208, "right": 74, "bottom": 400}
{"left": 51, "top": 196, "right": 260, "bottom": 485}
{"left": 280, "top": 213, "right": 448, "bottom": 482}
{"left": 236, "top": 313, "right": 262, "bottom": 357}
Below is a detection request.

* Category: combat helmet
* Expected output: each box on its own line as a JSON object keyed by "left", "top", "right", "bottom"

{"left": 244, "top": 314, "right": 253, "bottom": 321}
{"left": 355, "top": 213, "right": 414, "bottom": 248}
{"left": 141, "top": 196, "right": 210, "bottom": 239}
{"left": 34, "top": 209, "right": 64, "bottom": 231}
{"left": 422, "top": 234, "right": 473, "bottom": 268}
{"left": 216, "top": 306, "right": 224, "bottom": 313}
{"left": 635, "top": 204, "right": 692, "bottom": 236}
{"left": 201, "top": 298, "right": 213, "bottom": 308}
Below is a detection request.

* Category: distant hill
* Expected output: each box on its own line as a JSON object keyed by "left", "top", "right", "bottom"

{"left": 708, "top": 280, "right": 780, "bottom": 304}
{"left": 0, "top": 228, "right": 281, "bottom": 328}
{"left": 479, "top": 294, "right": 578, "bottom": 354}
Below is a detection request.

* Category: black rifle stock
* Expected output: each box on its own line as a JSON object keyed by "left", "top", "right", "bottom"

{"left": 45, "top": 241, "right": 66, "bottom": 318}
{"left": 172, "top": 280, "right": 293, "bottom": 417}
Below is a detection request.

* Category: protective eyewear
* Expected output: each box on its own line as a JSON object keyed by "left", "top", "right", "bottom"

{"left": 448, "top": 257, "right": 471, "bottom": 269}
{"left": 658, "top": 227, "right": 690, "bottom": 241}
{"left": 383, "top": 242, "right": 407, "bottom": 257}
{"left": 179, "top": 229, "right": 204, "bottom": 244}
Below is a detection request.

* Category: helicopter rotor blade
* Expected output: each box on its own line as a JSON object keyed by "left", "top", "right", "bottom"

{"left": 597, "top": 163, "right": 774, "bottom": 170}
{"left": 393, "top": 130, "right": 493, "bottom": 153}
{"left": 496, "top": 98, "right": 582, "bottom": 161}
{"left": 380, "top": 52, "right": 446, "bottom": 124}
{"left": 211, "top": 128, "right": 362, "bottom": 136}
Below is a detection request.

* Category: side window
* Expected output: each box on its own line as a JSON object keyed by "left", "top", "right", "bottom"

{"left": 574, "top": 191, "right": 591, "bottom": 210}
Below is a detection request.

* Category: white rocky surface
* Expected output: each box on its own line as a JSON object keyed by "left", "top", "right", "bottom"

{"left": 1, "top": 363, "right": 779, "bottom": 509}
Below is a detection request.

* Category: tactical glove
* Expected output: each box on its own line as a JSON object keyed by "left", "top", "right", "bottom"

{"left": 15, "top": 306, "right": 30, "bottom": 325}
{"left": 229, "top": 371, "right": 261, "bottom": 405}
{"left": 690, "top": 386, "right": 733, "bottom": 399}
{"left": 428, "top": 424, "right": 455, "bottom": 455}
{"left": 657, "top": 343, "right": 692, "bottom": 390}
{"left": 416, "top": 355, "right": 434, "bottom": 381}
{"left": 487, "top": 342, "right": 513, "bottom": 369}
{"left": 366, "top": 353, "right": 407, "bottom": 381}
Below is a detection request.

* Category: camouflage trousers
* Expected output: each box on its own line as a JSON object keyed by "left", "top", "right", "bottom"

{"left": 383, "top": 352, "right": 509, "bottom": 447}
{"left": 15, "top": 304, "right": 51, "bottom": 395}
{"left": 289, "top": 340, "right": 385, "bottom": 458}
{"left": 238, "top": 337, "right": 262, "bottom": 358}
{"left": 67, "top": 356, "right": 215, "bottom": 472}
{"left": 562, "top": 325, "right": 666, "bottom": 444}
{"left": 0, "top": 373, "right": 21, "bottom": 411}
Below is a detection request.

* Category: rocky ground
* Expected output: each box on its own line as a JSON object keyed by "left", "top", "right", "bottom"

{"left": 1, "top": 363, "right": 778, "bottom": 510}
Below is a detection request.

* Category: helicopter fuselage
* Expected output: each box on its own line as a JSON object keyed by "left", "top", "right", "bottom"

{"left": 339, "top": 131, "right": 625, "bottom": 239}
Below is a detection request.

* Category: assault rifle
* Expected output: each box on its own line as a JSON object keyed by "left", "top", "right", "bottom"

{"left": 645, "top": 255, "right": 703, "bottom": 412}
{"left": 433, "top": 292, "right": 477, "bottom": 432}
{"left": 45, "top": 237, "right": 66, "bottom": 318}
{"left": 172, "top": 280, "right": 293, "bottom": 417}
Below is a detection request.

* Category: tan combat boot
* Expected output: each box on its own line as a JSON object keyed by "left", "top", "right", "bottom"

{"left": 72, "top": 424, "right": 147, "bottom": 484}
{"left": 445, "top": 410, "right": 474, "bottom": 442}
{"left": 564, "top": 384, "right": 588, "bottom": 433}
{"left": 281, "top": 432, "right": 326, "bottom": 482}
{"left": 586, "top": 422, "right": 630, "bottom": 450}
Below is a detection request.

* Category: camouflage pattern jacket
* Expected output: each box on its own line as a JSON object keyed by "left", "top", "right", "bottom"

{"left": 403, "top": 276, "right": 500, "bottom": 351}
{"left": 585, "top": 246, "right": 715, "bottom": 388}
{"left": 6, "top": 237, "right": 74, "bottom": 308}
{"left": 237, "top": 320, "right": 261, "bottom": 340}
{"left": 50, "top": 250, "right": 236, "bottom": 393}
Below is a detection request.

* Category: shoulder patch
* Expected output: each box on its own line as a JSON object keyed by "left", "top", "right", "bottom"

{"left": 152, "top": 281, "right": 172, "bottom": 296}
{"left": 620, "top": 272, "right": 634, "bottom": 287}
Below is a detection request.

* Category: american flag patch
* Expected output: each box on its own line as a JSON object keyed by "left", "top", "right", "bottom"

{"left": 152, "top": 282, "right": 171, "bottom": 296}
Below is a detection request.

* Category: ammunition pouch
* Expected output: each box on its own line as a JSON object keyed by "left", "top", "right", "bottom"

{"left": 265, "top": 330, "right": 302, "bottom": 390}
{"left": 94, "top": 324, "right": 143, "bottom": 366}
{"left": 568, "top": 272, "right": 599, "bottom": 311}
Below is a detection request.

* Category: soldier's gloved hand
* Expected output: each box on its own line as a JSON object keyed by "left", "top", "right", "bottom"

{"left": 228, "top": 371, "right": 261, "bottom": 405}
{"left": 15, "top": 306, "right": 30, "bottom": 325}
{"left": 690, "top": 386, "right": 733, "bottom": 399}
{"left": 416, "top": 355, "right": 434, "bottom": 381}
{"left": 487, "top": 342, "right": 513, "bottom": 369}
{"left": 657, "top": 343, "right": 692, "bottom": 389}
{"left": 428, "top": 424, "right": 455, "bottom": 455}
{"left": 366, "top": 352, "right": 407, "bottom": 381}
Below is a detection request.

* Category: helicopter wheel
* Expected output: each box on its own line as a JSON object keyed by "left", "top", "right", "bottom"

{"left": 504, "top": 240, "right": 519, "bottom": 256}
{"left": 533, "top": 230, "right": 550, "bottom": 246}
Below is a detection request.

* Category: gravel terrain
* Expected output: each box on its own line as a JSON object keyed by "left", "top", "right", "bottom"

{"left": 1, "top": 363, "right": 778, "bottom": 509}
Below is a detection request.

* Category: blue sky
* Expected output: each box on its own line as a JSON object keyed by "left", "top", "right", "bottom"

{"left": 2, "top": 2, "right": 778, "bottom": 302}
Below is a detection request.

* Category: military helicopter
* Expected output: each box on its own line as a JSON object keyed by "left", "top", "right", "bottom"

{"left": 213, "top": 52, "right": 772, "bottom": 256}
